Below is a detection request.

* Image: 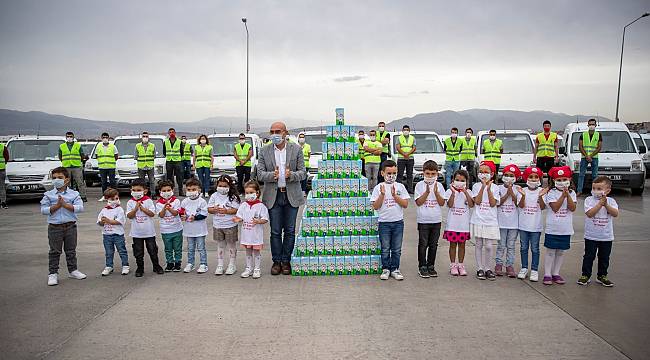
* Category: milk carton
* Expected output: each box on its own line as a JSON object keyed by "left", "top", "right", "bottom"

{"left": 305, "top": 198, "right": 314, "bottom": 217}
{"left": 326, "top": 125, "right": 334, "bottom": 142}
{"left": 305, "top": 237, "right": 315, "bottom": 256}
{"left": 370, "top": 255, "right": 381, "bottom": 274}
{"left": 361, "top": 256, "right": 371, "bottom": 274}
{"left": 345, "top": 256, "right": 354, "bottom": 275}
{"left": 327, "top": 257, "right": 336, "bottom": 275}
{"left": 344, "top": 142, "right": 353, "bottom": 160}
{"left": 321, "top": 198, "right": 330, "bottom": 217}
{"left": 361, "top": 216, "right": 370, "bottom": 236}
{"left": 301, "top": 257, "right": 310, "bottom": 275}
{"left": 323, "top": 237, "right": 332, "bottom": 256}
{"left": 335, "top": 160, "right": 343, "bottom": 178}
{"left": 341, "top": 126, "right": 349, "bottom": 143}
{"left": 318, "top": 178, "right": 327, "bottom": 198}
{"left": 341, "top": 236, "right": 351, "bottom": 255}
{"left": 291, "top": 257, "right": 301, "bottom": 276}
{"left": 366, "top": 198, "right": 374, "bottom": 216}
{"left": 343, "top": 162, "right": 351, "bottom": 179}
{"left": 315, "top": 236, "right": 325, "bottom": 255}
{"left": 348, "top": 126, "right": 356, "bottom": 141}
{"left": 325, "top": 180, "right": 334, "bottom": 198}
{"left": 335, "top": 142, "right": 344, "bottom": 161}
{"left": 295, "top": 236, "right": 305, "bottom": 256}
{"left": 317, "top": 256, "right": 327, "bottom": 276}
{"left": 332, "top": 126, "right": 341, "bottom": 143}
{"left": 360, "top": 178, "right": 369, "bottom": 197}
{"left": 309, "top": 257, "right": 319, "bottom": 276}
{"left": 341, "top": 179, "right": 350, "bottom": 197}
{"left": 353, "top": 256, "right": 362, "bottom": 275}
{"left": 346, "top": 217, "right": 355, "bottom": 236}
{"left": 327, "top": 142, "right": 336, "bottom": 161}
{"left": 371, "top": 216, "right": 379, "bottom": 235}
{"left": 333, "top": 179, "right": 342, "bottom": 198}
{"left": 339, "top": 197, "right": 348, "bottom": 216}
{"left": 326, "top": 161, "right": 335, "bottom": 179}
{"left": 351, "top": 160, "right": 360, "bottom": 178}
{"left": 314, "top": 198, "right": 323, "bottom": 217}
{"left": 350, "top": 236, "right": 359, "bottom": 255}
{"left": 351, "top": 179, "right": 359, "bottom": 198}
{"left": 301, "top": 218, "right": 311, "bottom": 237}
{"left": 353, "top": 217, "right": 362, "bottom": 236}
{"left": 336, "top": 108, "right": 344, "bottom": 125}
{"left": 336, "top": 256, "right": 345, "bottom": 275}
{"left": 319, "top": 218, "right": 328, "bottom": 237}
{"left": 333, "top": 236, "right": 343, "bottom": 255}
{"left": 368, "top": 235, "right": 379, "bottom": 255}
{"left": 351, "top": 142, "right": 359, "bottom": 161}
{"left": 328, "top": 198, "right": 338, "bottom": 218}
{"left": 359, "top": 236, "right": 368, "bottom": 255}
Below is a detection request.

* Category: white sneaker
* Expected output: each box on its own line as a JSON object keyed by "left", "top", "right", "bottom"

{"left": 517, "top": 268, "right": 528, "bottom": 279}
{"left": 529, "top": 270, "right": 539, "bottom": 282}
{"left": 48, "top": 274, "right": 58, "bottom": 286}
{"left": 241, "top": 267, "right": 252, "bottom": 278}
{"left": 98, "top": 196, "right": 105, "bottom": 202}
{"left": 391, "top": 270, "right": 404, "bottom": 281}
{"left": 121, "top": 266, "right": 130, "bottom": 275}
{"left": 183, "top": 264, "right": 195, "bottom": 273}
{"left": 252, "top": 268, "right": 261, "bottom": 278}
{"left": 197, "top": 264, "right": 208, "bottom": 274}
{"left": 69, "top": 270, "right": 87, "bottom": 280}
{"left": 214, "top": 265, "right": 224, "bottom": 275}
{"left": 225, "top": 263, "right": 237, "bottom": 275}
{"left": 380, "top": 269, "right": 390, "bottom": 280}
{"left": 101, "top": 267, "right": 113, "bottom": 276}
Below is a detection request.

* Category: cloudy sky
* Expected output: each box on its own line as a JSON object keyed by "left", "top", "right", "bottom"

{"left": 0, "top": 0, "right": 648, "bottom": 127}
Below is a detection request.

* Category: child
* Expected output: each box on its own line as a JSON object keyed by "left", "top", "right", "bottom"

{"left": 471, "top": 161, "right": 501, "bottom": 280}
{"left": 181, "top": 178, "right": 209, "bottom": 273}
{"left": 516, "top": 166, "right": 548, "bottom": 282}
{"left": 414, "top": 160, "right": 445, "bottom": 278}
{"left": 496, "top": 164, "right": 521, "bottom": 277}
{"left": 444, "top": 169, "right": 474, "bottom": 276}
{"left": 208, "top": 175, "right": 241, "bottom": 275}
{"left": 542, "top": 166, "right": 577, "bottom": 285}
{"left": 127, "top": 178, "right": 164, "bottom": 277}
{"left": 371, "top": 160, "right": 410, "bottom": 280}
{"left": 578, "top": 176, "right": 619, "bottom": 287}
{"left": 156, "top": 180, "right": 183, "bottom": 272}
{"left": 40, "top": 167, "right": 86, "bottom": 286}
{"left": 233, "top": 181, "right": 269, "bottom": 279}
{"left": 97, "top": 188, "right": 129, "bottom": 276}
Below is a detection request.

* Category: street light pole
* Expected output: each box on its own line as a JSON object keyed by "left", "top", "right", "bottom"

{"left": 242, "top": 18, "right": 250, "bottom": 132}
{"left": 615, "top": 12, "right": 649, "bottom": 122}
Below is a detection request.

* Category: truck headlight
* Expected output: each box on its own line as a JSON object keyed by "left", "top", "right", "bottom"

{"left": 155, "top": 165, "right": 164, "bottom": 175}
{"left": 631, "top": 160, "right": 642, "bottom": 172}
{"left": 85, "top": 162, "right": 92, "bottom": 170}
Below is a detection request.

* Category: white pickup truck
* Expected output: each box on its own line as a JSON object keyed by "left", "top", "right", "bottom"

{"left": 4, "top": 136, "right": 65, "bottom": 199}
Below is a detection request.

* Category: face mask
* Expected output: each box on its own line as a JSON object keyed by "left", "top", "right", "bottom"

{"left": 378, "top": 126, "right": 385, "bottom": 132}
{"left": 423, "top": 176, "right": 436, "bottom": 184}
{"left": 359, "top": 135, "right": 365, "bottom": 140}
{"left": 245, "top": 193, "right": 257, "bottom": 201}
{"left": 384, "top": 174, "right": 397, "bottom": 184}
{"left": 238, "top": 139, "right": 246, "bottom": 145}
{"left": 108, "top": 199, "right": 120, "bottom": 208}
{"left": 52, "top": 178, "right": 66, "bottom": 189}
{"left": 216, "top": 186, "right": 229, "bottom": 195}
{"left": 131, "top": 191, "right": 144, "bottom": 200}
{"left": 169, "top": 133, "right": 176, "bottom": 139}
{"left": 66, "top": 137, "right": 74, "bottom": 143}
{"left": 453, "top": 180, "right": 466, "bottom": 190}
{"left": 544, "top": 126, "right": 551, "bottom": 133}
{"left": 142, "top": 137, "right": 149, "bottom": 143}
{"left": 555, "top": 180, "right": 570, "bottom": 190}
{"left": 187, "top": 191, "right": 199, "bottom": 199}
{"left": 181, "top": 139, "right": 187, "bottom": 143}
{"left": 591, "top": 190, "right": 605, "bottom": 198}
{"left": 200, "top": 139, "right": 207, "bottom": 145}
{"left": 502, "top": 175, "right": 516, "bottom": 184}
{"left": 270, "top": 134, "right": 283, "bottom": 145}
{"left": 298, "top": 138, "right": 305, "bottom": 144}
{"left": 402, "top": 131, "right": 410, "bottom": 136}
{"left": 369, "top": 133, "right": 376, "bottom": 139}
{"left": 489, "top": 135, "right": 496, "bottom": 141}
{"left": 450, "top": 133, "right": 458, "bottom": 139}
{"left": 478, "top": 173, "right": 491, "bottom": 182}
{"left": 102, "top": 138, "right": 109, "bottom": 145}
{"left": 466, "top": 133, "right": 472, "bottom": 138}
{"left": 588, "top": 125, "right": 596, "bottom": 131}
{"left": 527, "top": 180, "right": 541, "bottom": 189}
{"left": 160, "top": 191, "right": 173, "bottom": 199}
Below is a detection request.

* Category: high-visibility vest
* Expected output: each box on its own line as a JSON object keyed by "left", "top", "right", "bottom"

{"left": 536, "top": 132, "right": 557, "bottom": 158}
{"left": 0, "top": 143, "right": 5, "bottom": 170}
{"left": 460, "top": 136, "right": 476, "bottom": 161}
{"left": 164, "top": 139, "right": 182, "bottom": 162}
{"left": 301, "top": 143, "right": 311, "bottom": 167}
{"left": 483, "top": 139, "right": 503, "bottom": 164}
{"left": 194, "top": 144, "right": 213, "bottom": 168}
{"left": 136, "top": 143, "right": 155, "bottom": 169}
{"left": 444, "top": 137, "right": 462, "bottom": 162}
{"left": 581, "top": 131, "right": 600, "bottom": 159}
{"left": 356, "top": 139, "right": 367, "bottom": 160}
{"left": 96, "top": 144, "right": 117, "bottom": 169}
{"left": 364, "top": 140, "right": 382, "bottom": 163}
{"left": 397, "top": 134, "right": 415, "bottom": 158}
{"left": 376, "top": 131, "right": 390, "bottom": 153}
{"left": 182, "top": 142, "right": 192, "bottom": 161}
{"left": 234, "top": 142, "right": 252, "bottom": 167}
{"left": 59, "top": 142, "right": 82, "bottom": 168}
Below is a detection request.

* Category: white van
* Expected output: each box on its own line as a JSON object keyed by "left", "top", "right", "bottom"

{"left": 477, "top": 130, "right": 535, "bottom": 180}
{"left": 207, "top": 133, "right": 261, "bottom": 183}
{"left": 390, "top": 131, "right": 446, "bottom": 183}
{"left": 630, "top": 132, "right": 649, "bottom": 179}
{"left": 113, "top": 135, "right": 167, "bottom": 189}
{"left": 641, "top": 133, "right": 650, "bottom": 178}
{"left": 84, "top": 142, "right": 101, "bottom": 187}
{"left": 4, "top": 136, "right": 65, "bottom": 198}
{"left": 560, "top": 122, "right": 645, "bottom": 195}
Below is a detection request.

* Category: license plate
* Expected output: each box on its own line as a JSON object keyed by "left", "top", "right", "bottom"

{"left": 10, "top": 184, "right": 41, "bottom": 192}
{"left": 608, "top": 175, "right": 622, "bottom": 181}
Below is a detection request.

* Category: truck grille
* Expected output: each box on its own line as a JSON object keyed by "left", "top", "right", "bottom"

{"left": 117, "top": 170, "right": 139, "bottom": 177}
{"left": 7, "top": 174, "right": 45, "bottom": 182}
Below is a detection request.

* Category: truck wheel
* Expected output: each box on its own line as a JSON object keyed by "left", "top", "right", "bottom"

{"left": 85, "top": 180, "right": 94, "bottom": 187}
{"left": 631, "top": 187, "right": 644, "bottom": 195}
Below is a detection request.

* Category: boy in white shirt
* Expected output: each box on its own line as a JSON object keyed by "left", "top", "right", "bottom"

{"left": 156, "top": 180, "right": 184, "bottom": 272}
{"left": 97, "top": 188, "right": 129, "bottom": 276}
{"left": 180, "top": 178, "right": 209, "bottom": 273}
{"left": 126, "top": 179, "right": 164, "bottom": 277}
{"left": 414, "top": 160, "right": 445, "bottom": 278}
{"left": 578, "top": 176, "right": 619, "bottom": 287}
{"left": 371, "top": 160, "right": 410, "bottom": 280}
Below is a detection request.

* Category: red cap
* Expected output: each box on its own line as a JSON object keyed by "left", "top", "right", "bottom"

{"left": 479, "top": 160, "right": 496, "bottom": 174}
{"left": 522, "top": 166, "right": 543, "bottom": 181}
{"left": 502, "top": 164, "right": 521, "bottom": 179}
{"left": 548, "top": 166, "right": 572, "bottom": 179}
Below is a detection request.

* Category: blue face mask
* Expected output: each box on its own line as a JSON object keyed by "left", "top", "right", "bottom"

{"left": 270, "top": 134, "right": 283, "bottom": 145}
{"left": 52, "top": 178, "right": 66, "bottom": 189}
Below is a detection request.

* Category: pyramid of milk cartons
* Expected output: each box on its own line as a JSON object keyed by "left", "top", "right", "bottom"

{"left": 292, "top": 108, "right": 382, "bottom": 276}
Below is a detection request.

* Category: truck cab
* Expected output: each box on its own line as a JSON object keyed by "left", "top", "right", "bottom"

{"left": 477, "top": 130, "right": 535, "bottom": 180}
{"left": 560, "top": 122, "right": 645, "bottom": 195}
{"left": 113, "top": 135, "right": 167, "bottom": 190}
{"left": 4, "top": 136, "right": 65, "bottom": 199}
{"left": 207, "top": 133, "right": 260, "bottom": 185}
{"left": 390, "top": 131, "right": 446, "bottom": 184}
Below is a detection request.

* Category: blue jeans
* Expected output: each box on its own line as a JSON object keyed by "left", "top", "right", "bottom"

{"left": 187, "top": 236, "right": 207, "bottom": 265}
{"left": 182, "top": 160, "right": 192, "bottom": 180}
{"left": 379, "top": 220, "right": 404, "bottom": 271}
{"left": 577, "top": 157, "right": 599, "bottom": 193}
{"left": 196, "top": 167, "right": 211, "bottom": 195}
{"left": 444, "top": 160, "right": 460, "bottom": 188}
{"left": 269, "top": 191, "right": 299, "bottom": 263}
{"left": 519, "top": 230, "right": 541, "bottom": 271}
{"left": 496, "top": 228, "right": 517, "bottom": 267}
{"left": 103, "top": 234, "right": 129, "bottom": 268}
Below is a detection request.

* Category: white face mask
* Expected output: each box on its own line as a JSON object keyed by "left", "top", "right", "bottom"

{"left": 160, "top": 191, "right": 173, "bottom": 199}
{"left": 142, "top": 137, "right": 149, "bottom": 143}
{"left": 527, "top": 180, "right": 541, "bottom": 189}
{"left": 423, "top": 176, "right": 436, "bottom": 184}
{"left": 591, "top": 190, "right": 605, "bottom": 198}
{"left": 239, "top": 139, "right": 246, "bottom": 145}
{"left": 453, "top": 180, "right": 466, "bottom": 190}
{"left": 450, "top": 133, "right": 458, "bottom": 139}
{"left": 102, "top": 139, "right": 109, "bottom": 145}
{"left": 588, "top": 125, "right": 596, "bottom": 131}
{"left": 478, "top": 173, "right": 492, "bottom": 182}
{"left": 131, "top": 191, "right": 144, "bottom": 200}
{"left": 502, "top": 175, "right": 516, "bottom": 184}
{"left": 200, "top": 139, "right": 207, "bottom": 145}
{"left": 216, "top": 186, "right": 229, "bottom": 195}
{"left": 107, "top": 199, "right": 120, "bottom": 207}
{"left": 66, "top": 137, "right": 74, "bottom": 143}
{"left": 402, "top": 130, "right": 410, "bottom": 136}
{"left": 466, "top": 133, "right": 472, "bottom": 138}
{"left": 52, "top": 178, "right": 66, "bottom": 189}
{"left": 359, "top": 135, "right": 365, "bottom": 140}
{"left": 384, "top": 174, "right": 397, "bottom": 184}
{"left": 378, "top": 126, "right": 385, "bottom": 132}
{"left": 245, "top": 193, "right": 257, "bottom": 201}
{"left": 555, "top": 180, "right": 570, "bottom": 190}
{"left": 187, "top": 191, "right": 199, "bottom": 199}
{"left": 298, "top": 137, "right": 305, "bottom": 144}
{"left": 489, "top": 135, "right": 496, "bottom": 141}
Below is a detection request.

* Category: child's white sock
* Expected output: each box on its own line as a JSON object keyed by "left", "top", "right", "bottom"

{"left": 483, "top": 239, "right": 494, "bottom": 271}
{"left": 253, "top": 249, "right": 261, "bottom": 270}
{"left": 216, "top": 240, "right": 225, "bottom": 266}
{"left": 475, "top": 238, "right": 484, "bottom": 270}
{"left": 227, "top": 240, "right": 237, "bottom": 261}
{"left": 544, "top": 249, "right": 556, "bottom": 277}
{"left": 245, "top": 248, "right": 253, "bottom": 269}
{"left": 551, "top": 249, "right": 565, "bottom": 276}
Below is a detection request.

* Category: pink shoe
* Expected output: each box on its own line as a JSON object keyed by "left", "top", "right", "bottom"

{"left": 450, "top": 263, "right": 459, "bottom": 276}
{"left": 543, "top": 276, "right": 553, "bottom": 285}
{"left": 495, "top": 264, "right": 503, "bottom": 276}
{"left": 458, "top": 263, "right": 467, "bottom": 276}
{"left": 505, "top": 266, "right": 516, "bottom": 278}
{"left": 552, "top": 275, "right": 565, "bottom": 284}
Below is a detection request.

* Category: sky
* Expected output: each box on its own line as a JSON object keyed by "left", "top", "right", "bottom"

{"left": 0, "top": 0, "right": 649, "bottom": 127}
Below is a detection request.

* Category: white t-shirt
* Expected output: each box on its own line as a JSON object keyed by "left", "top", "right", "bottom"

{"left": 155, "top": 198, "right": 183, "bottom": 234}
{"left": 207, "top": 192, "right": 241, "bottom": 229}
{"left": 443, "top": 188, "right": 471, "bottom": 232}
{"left": 127, "top": 198, "right": 157, "bottom": 238}
{"left": 516, "top": 187, "right": 544, "bottom": 232}
{"left": 544, "top": 189, "right": 577, "bottom": 235}
{"left": 470, "top": 183, "right": 500, "bottom": 226}
{"left": 370, "top": 182, "right": 410, "bottom": 222}
{"left": 274, "top": 145, "right": 287, "bottom": 188}
{"left": 236, "top": 201, "right": 269, "bottom": 246}
{"left": 181, "top": 197, "right": 209, "bottom": 237}
{"left": 97, "top": 206, "right": 126, "bottom": 235}
{"left": 584, "top": 196, "right": 618, "bottom": 241}
{"left": 414, "top": 180, "right": 445, "bottom": 224}
{"left": 497, "top": 184, "right": 519, "bottom": 229}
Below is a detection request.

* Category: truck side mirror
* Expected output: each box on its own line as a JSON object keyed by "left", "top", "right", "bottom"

{"left": 639, "top": 145, "right": 647, "bottom": 154}
{"left": 558, "top": 146, "right": 566, "bottom": 155}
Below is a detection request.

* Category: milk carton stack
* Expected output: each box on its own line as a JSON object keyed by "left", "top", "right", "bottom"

{"left": 293, "top": 108, "right": 382, "bottom": 276}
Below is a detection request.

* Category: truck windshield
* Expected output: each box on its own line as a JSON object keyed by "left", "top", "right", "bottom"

{"left": 80, "top": 143, "right": 97, "bottom": 156}
{"left": 211, "top": 137, "right": 254, "bottom": 156}
{"left": 392, "top": 134, "right": 444, "bottom": 154}
{"left": 7, "top": 140, "right": 63, "bottom": 161}
{"left": 570, "top": 131, "right": 636, "bottom": 153}
{"left": 114, "top": 138, "right": 165, "bottom": 159}
{"left": 480, "top": 133, "right": 533, "bottom": 154}
{"left": 304, "top": 134, "right": 326, "bottom": 154}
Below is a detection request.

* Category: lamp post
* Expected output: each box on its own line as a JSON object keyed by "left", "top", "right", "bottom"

{"left": 242, "top": 18, "right": 250, "bottom": 132}
{"left": 615, "top": 12, "right": 649, "bottom": 122}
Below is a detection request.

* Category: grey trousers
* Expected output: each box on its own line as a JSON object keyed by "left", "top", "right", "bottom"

{"left": 66, "top": 167, "right": 87, "bottom": 198}
{"left": 138, "top": 168, "right": 156, "bottom": 194}
{"left": 0, "top": 169, "right": 5, "bottom": 202}
{"left": 365, "top": 162, "right": 380, "bottom": 191}
{"left": 48, "top": 223, "right": 78, "bottom": 274}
